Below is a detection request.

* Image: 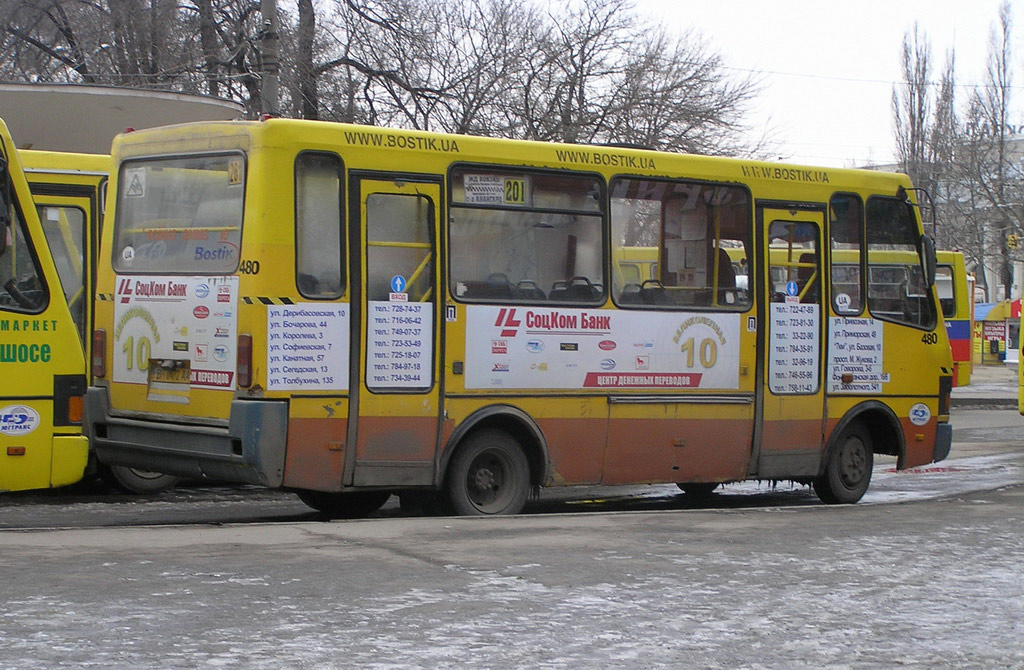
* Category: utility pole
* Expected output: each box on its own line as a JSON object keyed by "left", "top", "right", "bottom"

{"left": 260, "top": 0, "right": 280, "bottom": 117}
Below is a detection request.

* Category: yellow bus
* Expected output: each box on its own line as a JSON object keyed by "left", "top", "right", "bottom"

{"left": 18, "top": 149, "right": 180, "bottom": 494}
{"left": 85, "top": 119, "right": 953, "bottom": 515}
{"left": 0, "top": 120, "right": 91, "bottom": 491}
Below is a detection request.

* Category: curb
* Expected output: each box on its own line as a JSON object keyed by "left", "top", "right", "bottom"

{"left": 951, "top": 397, "right": 1018, "bottom": 409}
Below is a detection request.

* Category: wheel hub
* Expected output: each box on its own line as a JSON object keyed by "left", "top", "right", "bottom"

{"left": 473, "top": 467, "right": 498, "bottom": 491}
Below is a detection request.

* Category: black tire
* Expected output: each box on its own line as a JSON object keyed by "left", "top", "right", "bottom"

{"left": 813, "top": 421, "right": 873, "bottom": 504}
{"left": 296, "top": 490, "right": 391, "bottom": 518}
{"left": 676, "top": 482, "right": 720, "bottom": 498}
{"left": 100, "top": 464, "right": 180, "bottom": 494}
{"left": 446, "top": 429, "right": 530, "bottom": 516}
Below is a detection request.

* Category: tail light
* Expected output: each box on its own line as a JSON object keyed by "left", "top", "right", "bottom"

{"left": 92, "top": 329, "right": 106, "bottom": 378}
{"left": 237, "top": 333, "right": 252, "bottom": 388}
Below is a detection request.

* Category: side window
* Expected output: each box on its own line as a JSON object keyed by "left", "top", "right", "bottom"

{"left": 829, "top": 194, "right": 863, "bottom": 314}
{"left": 1, "top": 200, "right": 48, "bottom": 313}
{"left": 935, "top": 265, "right": 955, "bottom": 318}
{"left": 449, "top": 168, "right": 604, "bottom": 304}
{"left": 295, "top": 152, "right": 344, "bottom": 298}
{"left": 768, "top": 221, "right": 819, "bottom": 304}
{"left": 610, "top": 178, "right": 751, "bottom": 309}
{"left": 866, "top": 196, "right": 937, "bottom": 329}
{"left": 366, "top": 194, "right": 433, "bottom": 303}
{"left": 37, "top": 205, "right": 86, "bottom": 341}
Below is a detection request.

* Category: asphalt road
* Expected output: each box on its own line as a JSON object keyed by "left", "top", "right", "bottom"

{"left": 1, "top": 405, "right": 1023, "bottom": 668}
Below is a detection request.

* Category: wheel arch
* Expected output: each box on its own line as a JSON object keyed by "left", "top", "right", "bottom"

{"left": 438, "top": 405, "right": 551, "bottom": 489}
{"left": 824, "top": 400, "right": 905, "bottom": 475}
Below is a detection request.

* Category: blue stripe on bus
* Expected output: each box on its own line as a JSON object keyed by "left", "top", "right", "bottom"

{"left": 944, "top": 320, "right": 970, "bottom": 340}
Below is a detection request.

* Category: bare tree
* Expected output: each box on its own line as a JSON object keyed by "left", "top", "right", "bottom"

{"left": 892, "top": 23, "right": 933, "bottom": 191}
{"left": 2, "top": 0, "right": 765, "bottom": 156}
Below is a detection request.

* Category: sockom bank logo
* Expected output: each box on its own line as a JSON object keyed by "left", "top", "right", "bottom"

{"left": 0, "top": 405, "right": 41, "bottom": 436}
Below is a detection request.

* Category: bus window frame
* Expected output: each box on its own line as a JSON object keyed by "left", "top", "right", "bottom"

{"left": 864, "top": 194, "right": 938, "bottom": 332}
{"left": 446, "top": 162, "right": 608, "bottom": 306}
{"left": 294, "top": 150, "right": 346, "bottom": 300}
{"left": 0, "top": 188, "right": 50, "bottom": 315}
{"left": 112, "top": 150, "right": 247, "bottom": 276}
{"left": 609, "top": 175, "right": 754, "bottom": 312}
{"left": 828, "top": 191, "right": 866, "bottom": 317}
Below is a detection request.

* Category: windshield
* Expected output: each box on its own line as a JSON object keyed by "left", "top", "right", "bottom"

{"left": 113, "top": 153, "right": 244, "bottom": 273}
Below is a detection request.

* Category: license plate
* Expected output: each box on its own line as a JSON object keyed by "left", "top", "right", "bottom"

{"left": 148, "top": 360, "right": 191, "bottom": 384}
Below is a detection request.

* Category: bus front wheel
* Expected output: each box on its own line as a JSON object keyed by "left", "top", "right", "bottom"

{"left": 814, "top": 421, "right": 873, "bottom": 504}
{"left": 447, "top": 429, "right": 530, "bottom": 516}
{"left": 296, "top": 490, "right": 392, "bottom": 518}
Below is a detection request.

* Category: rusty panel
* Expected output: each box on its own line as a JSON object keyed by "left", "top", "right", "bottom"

{"left": 760, "top": 419, "right": 823, "bottom": 453}
{"left": 603, "top": 418, "right": 751, "bottom": 485}
{"left": 283, "top": 417, "right": 347, "bottom": 491}
{"left": 354, "top": 415, "right": 438, "bottom": 462}
{"left": 899, "top": 418, "right": 938, "bottom": 468}
{"left": 534, "top": 418, "right": 606, "bottom": 485}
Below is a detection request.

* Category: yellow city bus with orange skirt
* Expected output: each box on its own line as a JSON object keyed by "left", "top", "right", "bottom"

{"left": 85, "top": 119, "right": 953, "bottom": 515}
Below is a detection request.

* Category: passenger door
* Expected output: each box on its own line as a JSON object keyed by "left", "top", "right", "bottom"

{"left": 347, "top": 176, "right": 442, "bottom": 487}
{"left": 753, "top": 206, "right": 827, "bottom": 478}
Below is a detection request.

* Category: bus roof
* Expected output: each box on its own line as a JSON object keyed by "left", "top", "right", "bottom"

{"left": 110, "top": 118, "right": 917, "bottom": 200}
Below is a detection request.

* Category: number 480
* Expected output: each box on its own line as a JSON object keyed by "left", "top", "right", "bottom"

{"left": 921, "top": 332, "right": 938, "bottom": 345}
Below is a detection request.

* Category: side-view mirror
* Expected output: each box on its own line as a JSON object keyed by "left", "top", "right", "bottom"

{"left": 921, "top": 234, "right": 937, "bottom": 287}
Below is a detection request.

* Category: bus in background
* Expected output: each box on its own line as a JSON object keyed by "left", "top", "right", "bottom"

{"left": 17, "top": 149, "right": 180, "bottom": 494}
{"left": 86, "top": 119, "right": 952, "bottom": 516}
{"left": 934, "top": 251, "right": 972, "bottom": 387}
{"left": 0, "top": 119, "right": 90, "bottom": 492}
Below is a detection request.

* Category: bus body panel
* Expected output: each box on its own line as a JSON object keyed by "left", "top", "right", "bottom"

{"left": 86, "top": 119, "right": 953, "bottom": 506}
{"left": 0, "top": 126, "right": 93, "bottom": 491}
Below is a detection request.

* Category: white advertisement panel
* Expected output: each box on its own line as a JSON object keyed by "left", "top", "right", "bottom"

{"left": 113, "top": 275, "right": 239, "bottom": 388}
{"left": 768, "top": 302, "right": 820, "bottom": 394}
{"left": 465, "top": 306, "right": 740, "bottom": 390}
{"left": 267, "top": 304, "right": 350, "bottom": 390}
{"left": 366, "top": 301, "right": 433, "bottom": 389}
{"left": 827, "top": 317, "right": 887, "bottom": 393}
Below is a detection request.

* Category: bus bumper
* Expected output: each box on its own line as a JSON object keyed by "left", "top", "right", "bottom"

{"left": 933, "top": 422, "right": 952, "bottom": 463}
{"left": 85, "top": 387, "right": 288, "bottom": 487}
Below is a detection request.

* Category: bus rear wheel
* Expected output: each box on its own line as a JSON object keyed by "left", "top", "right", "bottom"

{"left": 814, "top": 421, "right": 873, "bottom": 504}
{"left": 99, "top": 464, "right": 180, "bottom": 494}
{"left": 296, "top": 490, "right": 392, "bottom": 518}
{"left": 447, "top": 429, "right": 530, "bottom": 516}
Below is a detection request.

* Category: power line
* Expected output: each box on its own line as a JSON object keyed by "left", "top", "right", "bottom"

{"left": 718, "top": 63, "right": 1024, "bottom": 90}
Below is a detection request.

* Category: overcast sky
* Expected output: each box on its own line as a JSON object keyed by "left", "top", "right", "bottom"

{"left": 636, "top": 0, "right": 1017, "bottom": 168}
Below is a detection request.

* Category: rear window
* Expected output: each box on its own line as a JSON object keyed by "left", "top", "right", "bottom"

{"left": 113, "top": 153, "right": 244, "bottom": 273}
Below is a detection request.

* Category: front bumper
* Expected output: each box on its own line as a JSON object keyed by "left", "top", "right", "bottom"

{"left": 933, "top": 421, "right": 952, "bottom": 463}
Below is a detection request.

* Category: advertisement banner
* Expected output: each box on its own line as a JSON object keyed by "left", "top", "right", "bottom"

{"left": 465, "top": 306, "right": 740, "bottom": 390}
{"left": 113, "top": 275, "right": 239, "bottom": 389}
